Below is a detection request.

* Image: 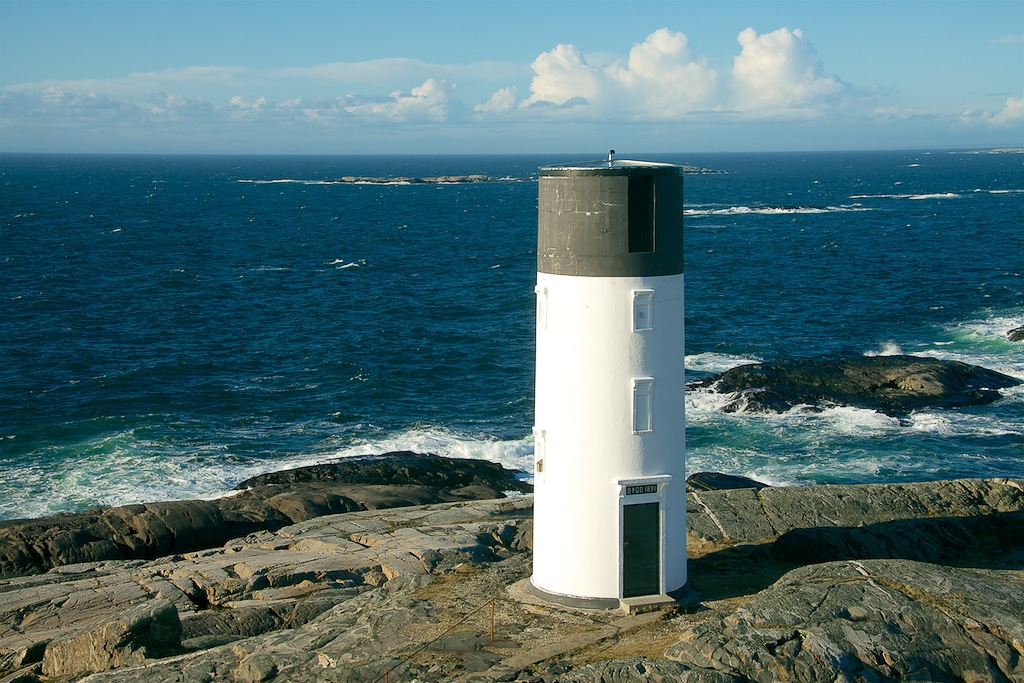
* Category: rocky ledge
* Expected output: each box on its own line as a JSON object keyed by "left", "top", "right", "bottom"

{"left": 690, "top": 353, "right": 1022, "bottom": 416}
{"left": 0, "top": 453, "right": 530, "bottom": 580}
{"left": 1, "top": 465, "right": 1021, "bottom": 683}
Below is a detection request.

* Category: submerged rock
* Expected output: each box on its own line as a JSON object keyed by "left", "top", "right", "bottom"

{"left": 685, "top": 472, "right": 768, "bottom": 492}
{"left": 689, "top": 353, "right": 1021, "bottom": 416}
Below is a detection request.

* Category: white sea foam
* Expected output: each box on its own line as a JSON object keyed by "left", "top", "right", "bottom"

{"left": 684, "top": 205, "right": 867, "bottom": 217}
{"left": 848, "top": 192, "right": 962, "bottom": 200}
{"left": 864, "top": 341, "right": 905, "bottom": 356}
{"left": 328, "top": 258, "right": 363, "bottom": 269}
{"left": 685, "top": 352, "right": 762, "bottom": 375}
{"left": 0, "top": 426, "right": 536, "bottom": 520}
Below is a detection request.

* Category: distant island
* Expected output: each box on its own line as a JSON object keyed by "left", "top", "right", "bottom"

{"left": 334, "top": 166, "right": 725, "bottom": 185}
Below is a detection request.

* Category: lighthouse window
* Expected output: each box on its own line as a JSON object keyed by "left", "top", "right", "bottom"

{"left": 535, "top": 286, "right": 549, "bottom": 329}
{"left": 632, "top": 378, "right": 654, "bottom": 433}
{"left": 533, "top": 427, "right": 546, "bottom": 483}
{"left": 628, "top": 176, "right": 655, "bottom": 253}
{"left": 633, "top": 290, "right": 654, "bottom": 331}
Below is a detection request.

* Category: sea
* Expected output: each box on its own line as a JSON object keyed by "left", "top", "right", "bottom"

{"left": 1, "top": 150, "right": 1022, "bottom": 521}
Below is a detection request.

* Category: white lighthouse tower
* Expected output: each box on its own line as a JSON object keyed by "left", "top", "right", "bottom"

{"left": 530, "top": 154, "right": 686, "bottom": 609}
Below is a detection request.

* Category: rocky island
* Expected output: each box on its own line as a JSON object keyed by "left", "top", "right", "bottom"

{"left": 331, "top": 166, "right": 723, "bottom": 185}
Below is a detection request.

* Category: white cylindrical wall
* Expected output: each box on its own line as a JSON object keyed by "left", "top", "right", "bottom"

{"left": 532, "top": 270, "right": 686, "bottom": 602}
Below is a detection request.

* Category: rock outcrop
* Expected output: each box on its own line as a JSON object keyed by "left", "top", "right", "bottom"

{"left": 1009, "top": 325, "right": 1024, "bottom": 342}
{"left": 1, "top": 474, "right": 1021, "bottom": 682}
{"left": 690, "top": 354, "right": 1022, "bottom": 416}
{"left": 0, "top": 453, "right": 530, "bottom": 579}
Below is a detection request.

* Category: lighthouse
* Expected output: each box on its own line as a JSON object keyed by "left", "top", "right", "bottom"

{"left": 530, "top": 153, "right": 686, "bottom": 609}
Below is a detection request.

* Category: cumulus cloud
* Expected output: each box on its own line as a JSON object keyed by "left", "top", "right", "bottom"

{"left": 41, "top": 86, "right": 127, "bottom": 111}
{"left": 474, "top": 86, "right": 517, "bottom": 114}
{"left": 608, "top": 28, "right": 719, "bottom": 116}
{"left": 959, "top": 96, "right": 1024, "bottom": 128}
{"left": 343, "top": 78, "right": 454, "bottom": 122}
{"left": 990, "top": 97, "right": 1024, "bottom": 126}
{"left": 730, "top": 27, "right": 847, "bottom": 116}
{"left": 517, "top": 29, "right": 719, "bottom": 118}
{"left": 228, "top": 95, "right": 268, "bottom": 111}
{"left": 148, "top": 91, "right": 213, "bottom": 115}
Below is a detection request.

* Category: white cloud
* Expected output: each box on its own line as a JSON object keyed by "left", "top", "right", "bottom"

{"left": 520, "top": 43, "right": 604, "bottom": 109}
{"left": 958, "top": 96, "right": 1024, "bottom": 128}
{"left": 989, "top": 97, "right": 1024, "bottom": 127}
{"left": 517, "top": 29, "right": 719, "bottom": 119}
{"left": 41, "top": 86, "right": 126, "bottom": 110}
{"left": 474, "top": 86, "right": 517, "bottom": 114}
{"left": 731, "top": 27, "right": 847, "bottom": 116}
{"left": 148, "top": 91, "right": 213, "bottom": 115}
{"left": 228, "top": 95, "right": 268, "bottom": 111}
{"left": 343, "top": 78, "right": 454, "bottom": 122}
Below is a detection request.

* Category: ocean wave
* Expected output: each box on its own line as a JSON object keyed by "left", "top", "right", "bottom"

{"left": 327, "top": 258, "right": 364, "bottom": 269}
{"left": 684, "top": 205, "right": 867, "bottom": 216}
{"left": 685, "top": 352, "right": 763, "bottom": 375}
{"left": 848, "top": 192, "right": 962, "bottom": 200}
{"left": 863, "top": 341, "right": 905, "bottom": 357}
{"left": 0, "top": 426, "right": 535, "bottom": 521}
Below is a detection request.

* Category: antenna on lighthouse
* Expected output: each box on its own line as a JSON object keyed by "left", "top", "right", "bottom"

{"left": 531, "top": 154, "right": 688, "bottom": 612}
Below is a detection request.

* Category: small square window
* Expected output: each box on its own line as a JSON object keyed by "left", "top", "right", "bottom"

{"left": 633, "top": 290, "right": 654, "bottom": 331}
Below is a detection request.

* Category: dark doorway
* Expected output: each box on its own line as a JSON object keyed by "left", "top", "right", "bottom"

{"left": 623, "top": 502, "right": 660, "bottom": 597}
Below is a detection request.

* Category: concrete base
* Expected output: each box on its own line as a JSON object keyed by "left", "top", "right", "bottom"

{"left": 525, "top": 580, "right": 621, "bottom": 610}
{"left": 619, "top": 594, "right": 677, "bottom": 615}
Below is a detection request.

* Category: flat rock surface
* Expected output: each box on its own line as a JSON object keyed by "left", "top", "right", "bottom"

{"left": 1, "top": 478, "right": 1021, "bottom": 682}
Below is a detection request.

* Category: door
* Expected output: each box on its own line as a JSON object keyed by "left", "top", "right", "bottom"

{"left": 623, "top": 502, "right": 660, "bottom": 597}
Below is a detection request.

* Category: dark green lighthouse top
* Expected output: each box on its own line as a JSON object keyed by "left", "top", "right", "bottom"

{"left": 537, "top": 159, "right": 684, "bottom": 277}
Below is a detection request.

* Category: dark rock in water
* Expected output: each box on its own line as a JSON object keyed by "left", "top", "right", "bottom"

{"left": 0, "top": 453, "right": 529, "bottom": 578}
{"left": 689, "top": 354, "right": 1022, "bottom": 416}
{"left": 686, "top": 472, "right": 768, "bottom": 492}
{"left": 233, "top": 451, "right": 528, "bottom": 492}
{"left": 1008, "top": 325, "right": 1024, "bottom": 342}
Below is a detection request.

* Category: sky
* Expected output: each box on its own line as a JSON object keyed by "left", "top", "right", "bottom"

{"left": 1, "top": 0, "right": 1022, "bottom": 155}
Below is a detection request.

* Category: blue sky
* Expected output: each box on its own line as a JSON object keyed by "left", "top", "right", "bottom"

{"left": 1, "top": 0, "right": 1021, "bottom": 154}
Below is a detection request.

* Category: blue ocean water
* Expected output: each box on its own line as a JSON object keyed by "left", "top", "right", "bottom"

{"left": 1, "top": 150, "right": 1022, "bottom": 520}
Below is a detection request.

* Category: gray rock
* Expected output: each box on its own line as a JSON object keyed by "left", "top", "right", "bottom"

{"left": 1008, "top": 325, "right": 1024, "bottom": 342}
{"left": 2, "top": 480, "right": 1022, "bottom": 682}
{"left": 40, "top": 598, "right": 180, "bottom": 678}
{"left": 666, "top": 559, "right": 1024, "bottom": 682}
{"left": 559, "top": 657, "right": 741, "bottom": 682}
{"left": 690, "top": 354, "right": 1022, "bottom": 416}
{"left": 685, "top": 477, "right": 1024, "bottom": 548}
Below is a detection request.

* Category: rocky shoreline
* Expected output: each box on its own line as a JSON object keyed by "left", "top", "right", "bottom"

{"left": 1, "top": 459, "right": 1021, "bottom": 682}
